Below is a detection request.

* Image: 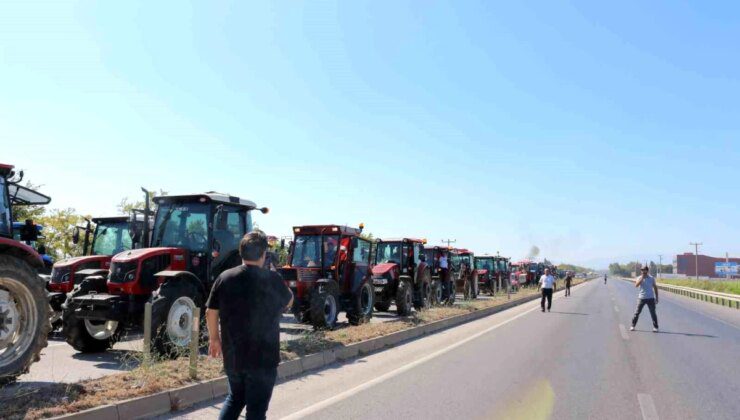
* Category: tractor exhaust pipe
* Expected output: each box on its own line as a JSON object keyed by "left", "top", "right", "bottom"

{"left": 141, "top": 187, "right": 150, "bottom": 248}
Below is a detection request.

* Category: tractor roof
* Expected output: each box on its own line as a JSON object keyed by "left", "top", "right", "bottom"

{"left": 8, "top": 184, "right": 51, "bottom": 206}
{"left": 153, "top": 192, "right": 261, "bottom": 210}
{"left": 456, "top": 248, "right": 473, "bottom": 255}
{"left": 292, "top": 225, "right": 364, "bottom": 236}
{"left": 0, "top": 163, "right": 13, "bottom": 177}
{"left": 376, "top": 238, "right": 426, "bottom": 244}
{"left": 475, "top": 255, "right": 495, "bottom": 260}
{"left": 92, "top": 216, "right": 131, "bottom": 224}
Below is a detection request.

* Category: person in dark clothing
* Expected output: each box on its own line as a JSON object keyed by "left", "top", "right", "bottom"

{"left": 206, "top": 230, "right": 293, "bottom": 420}
{"left": 630, "top": 265, "right": 659, "bottom": 332}
{"left": 538, "top": 268, "right": 556, "bottom": 312}
{"left": 565, "top": 272, "right": 573, "bottom": 297}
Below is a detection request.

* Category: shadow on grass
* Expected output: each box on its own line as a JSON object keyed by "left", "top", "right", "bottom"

{"left": 0, "top": 381, "right": 86, "bottom": 420}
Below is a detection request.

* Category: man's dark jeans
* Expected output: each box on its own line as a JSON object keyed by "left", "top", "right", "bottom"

{"left": 631, "top": 298, "right": 658, "bottom": 329}
{"left": 219, "top": 368, "right": 277, "bottom": 420}
{"left": 541, "top": 288, "right": 553, "bottom": 310}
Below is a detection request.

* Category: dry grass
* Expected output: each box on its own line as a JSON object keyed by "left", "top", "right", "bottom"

{"left": 2, "top": 278, "right": 590, "bottom": 419}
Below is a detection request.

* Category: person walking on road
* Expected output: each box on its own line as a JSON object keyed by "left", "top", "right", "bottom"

{"left": 206, "top": 230, "right": 294, "bottom": 420}
{"left": 539, "top": 268, "right": 556, "bottom": 312}
{"left": 604, "top": 274, "right": 607, "bottom": 284}
{"left": 564, "top": 272, "right": 573, "bottom": 297}
{"left": 630, "top": 265, "right": 659, "bottom": 332}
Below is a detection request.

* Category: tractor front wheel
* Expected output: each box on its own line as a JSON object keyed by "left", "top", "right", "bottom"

{"left": 309, "top": 281, "right": 340, "bottom": 330}
{"left": 151, "top": 281, "right": 203, "bottom": 358}
{"left": 395, "top": 279, "right": 413, "bottom": 316}
{"left": 63, "top": 310, "right": 120, "bottom": 353}
{"left": 0, "top": 255, "right": 50, "bottom": 385}
{"left": 347, "top": 282, "right": 373, "bottom": 325}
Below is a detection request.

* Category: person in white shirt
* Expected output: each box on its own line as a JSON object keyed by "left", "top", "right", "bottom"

{"left": 438, "top": 253, "right": 452, "bottom": 301}
{"left": 538, "top": 268, "right": 556, "bottom": 312}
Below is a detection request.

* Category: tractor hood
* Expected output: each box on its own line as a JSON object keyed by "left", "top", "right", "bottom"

{"left": 53, "top": 255, "right": 111, "bottom": 269}
{"left": 372, "top": 262, "right": 399, "bottom": 276}
{"left": 111, "top": 247, "right": 182, "bottom": 263}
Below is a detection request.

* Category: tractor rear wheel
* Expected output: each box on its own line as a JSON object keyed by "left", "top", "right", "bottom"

{"left": 414, "top": 279, "right": 432, "bottom": 311}
{"left": 0, "top": 255, "right": 50, "bottom": 385}
{"left": 309, "top": 280, "right": 340, "bottom": 330}
{"left": 395, "top": 279, "right": 413, "bottom": 316}
{"left": 151, "top": 281, "right": 203, "bottom": 358}
{"left": 347, "top": 282, "right": 373, "bottom": 325}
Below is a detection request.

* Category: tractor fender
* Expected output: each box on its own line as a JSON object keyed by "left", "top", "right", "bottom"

{"left": 0, "top": 238, "right": 44, "bottom": 269}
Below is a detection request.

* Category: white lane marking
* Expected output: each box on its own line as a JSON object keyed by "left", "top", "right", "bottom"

{"left": 280, "top": 302, "right": 543, "bottom": 419}
{"left": 638, "top": 393, "right": 659, "bottom": 420}
{"left": 619, "top": 324, "right": 630, "bottom": 340}
{"left": 614, "top": 305, "right": 620, "bottom": 313}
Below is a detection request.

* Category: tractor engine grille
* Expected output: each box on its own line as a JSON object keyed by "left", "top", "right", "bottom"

{"left": 109, "top": 261, "right": 139, "bottom": 284}
{"left": 297, "top": 269, "right": 319, "bottom": 282}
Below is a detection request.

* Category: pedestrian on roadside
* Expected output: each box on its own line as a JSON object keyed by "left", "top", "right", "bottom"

{"left": 538, "top": 267, "right": 556, "bottom": 312}
{"left": 604, "top": 274, "right": 607, "bottom": 284}
{"left": 439, "top": 251, "right": 452, "bottom": 300}
{"left": 565, "top": 272, "right": 573, "bottom": 297}
{"left": 630, "top": 265, "right": 659, "bottom": 332}
{"left": 206, "top": 230, "right": 294, "bottom": 420}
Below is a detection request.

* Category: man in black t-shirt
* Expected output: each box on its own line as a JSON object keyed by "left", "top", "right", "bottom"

{"left": 206, "top": 230, "right": 293, "bottom": 420}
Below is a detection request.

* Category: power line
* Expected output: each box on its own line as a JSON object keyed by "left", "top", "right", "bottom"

{"left": 441, "top": 238, "right": 457, "bottom": 248}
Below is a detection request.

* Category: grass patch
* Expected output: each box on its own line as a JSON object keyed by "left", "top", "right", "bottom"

{"left": 2, "top": 278, "right": 590, "bottom": 419}
{"left": 657, "top": 278, "right": 740, "bottom": 295}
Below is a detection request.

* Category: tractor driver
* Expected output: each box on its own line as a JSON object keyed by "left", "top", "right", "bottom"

{"left": 323, "top": 237, "right": 338, "bottom": 268}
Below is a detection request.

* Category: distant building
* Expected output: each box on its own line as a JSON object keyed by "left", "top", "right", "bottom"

{"left": 674, "top": 253, "right": 740, "bottom": 278}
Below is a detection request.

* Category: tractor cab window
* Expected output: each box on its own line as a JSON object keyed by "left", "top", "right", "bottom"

{"left": 0, "top": 177, "right": 10, "bottom": 237}
{"left": 353, "top": 238, "right": 371, "bottom": 263}
{"left": 153, "top": 202, "right": 210, "bottom": 252}
{"left": 423, "top": 249, "right": 435, "bottom": 269}
{"left": 291, "top": 235, "right": 339, "bottom": 268}
{"left": 450, "top": 253, "right": 461, "bottom": 272}
{"left": 475, "top": 258, "right": 493, "bottom": 271}
{"left": 375, "top": 242, "right": 402, "bottom": 265}
{"left": 92, "top": 222, "right": 133, "bottom": 256}
{"left": 213, "top": 206, "right": 245, "bottom": 255}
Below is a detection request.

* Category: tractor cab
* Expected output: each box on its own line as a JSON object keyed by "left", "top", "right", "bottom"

{"left": 474, "top": 255, "right": 496, "bottom": 295}
{"left": 371, "top": 238, "right": 431, "bottom": 315}
{"left": 280, "top": 224, "right": 373, "bottom": 329}
{"left": 63, "top": 192, "right": 268, "bottom": 355}
{"left": 423, "top": 245, "right": 457, "bottom": 305}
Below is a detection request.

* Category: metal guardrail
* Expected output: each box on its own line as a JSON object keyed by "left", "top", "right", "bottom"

{"left": 622, "top": 278, "right": 740, "bottom": 309}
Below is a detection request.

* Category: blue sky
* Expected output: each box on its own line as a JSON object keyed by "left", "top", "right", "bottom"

{"left": 3, "top": 1, "right": 739, "bottom": 268}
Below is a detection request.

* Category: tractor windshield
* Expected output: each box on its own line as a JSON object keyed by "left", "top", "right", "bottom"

{"left": 92, "top": 221, "right": 133, "bottom": 256}
{"left": 0, "top": 176, "right": 10, "bottom": 237}
{"left": 152, "top": 202, "right": 210, "bottom": 252}
{"left": 460, "top": 254, "right": 473, "bottom": 268}
{"left": 375, "top": 242, "right": 402, "bottom": 265}
{"left": 475, "top": 258, "right": 494, "bottom": 271}
{"left": 290, "top": 235, "right": 339, "bottom": 269}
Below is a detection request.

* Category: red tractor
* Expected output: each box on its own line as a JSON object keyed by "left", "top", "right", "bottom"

{"left": 47, "top": 208, "right": 151, "bottom": 329}
{"left": 279, "top": 225, "right": 374, "bottom": 330}
{"left": 423, "top": 246, "right": 456, "bottom": 305}
{"left": 63, "top": 192, "right": 268, "bottom": 356}
{"left": 371, "top": 238, "right": 432, "bottom": 315}
{"left": 453, "top": 249, "right": 478, "bottom": 299}
{"left": 474, "top": 255, "right": 497, "bottom": 295}
{"left": 0, "top": 164, "right": 52, "bottom": 384}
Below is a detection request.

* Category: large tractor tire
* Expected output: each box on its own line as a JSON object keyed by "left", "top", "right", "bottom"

{"left": 63, "top": 310, "right": 120, "bottom": 353}
{"left": 151, "top": 281, "right": 203, "bottom": 358}
{"left": 413, "top": 269, "right": 432, "bottom": 311}
{"left": 347, "top": 282, "right": 373, "bottom": 326}
{"left": 0, "top": 255, "right": 50, "bottom": 385}
{"left": 430, "top": 280, "right": 443, "bottom": 306}
{"left": 309, "top": 280, "right": 340, "bottom": 330}
{"left": 395, "top": 279, "right": 413, "bottom": 316}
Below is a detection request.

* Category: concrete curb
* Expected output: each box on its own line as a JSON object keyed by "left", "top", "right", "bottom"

{"left": 54, "top": 280, "right": 591, "bottom": 419}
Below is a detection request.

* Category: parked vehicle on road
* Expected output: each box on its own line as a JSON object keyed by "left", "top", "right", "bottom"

{"left": 0, "top": 163, "right": 51, "bottom": 384}
{"left": 371, "top": 238, "right": 432, "bottom": 315}
{"left": 474, "top": 255, "right": 497, "bottom": 295}
{"left": 279, "top": 225, "right": 374, "bottom": 329}
{"left": 62, "top": 192, "right": 268, "bottom": 356}
{"left": 423, "top": 246, "right": 456, "bottom": 305}
{"left": 454, "top": 249, "right": 478, "bottom": 299}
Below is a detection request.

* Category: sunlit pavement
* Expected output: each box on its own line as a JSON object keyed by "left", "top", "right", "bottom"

{"left": 167, "top": 280, "right": 740, "bottom": 420}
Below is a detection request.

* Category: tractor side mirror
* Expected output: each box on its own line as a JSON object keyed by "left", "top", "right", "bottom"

{"left": 72, "top": 228, "right": 80, "bottom": 245}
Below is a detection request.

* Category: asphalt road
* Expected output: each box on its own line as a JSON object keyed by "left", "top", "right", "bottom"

{"left": 169, "top": 279, "right": 740, "bottom": 420}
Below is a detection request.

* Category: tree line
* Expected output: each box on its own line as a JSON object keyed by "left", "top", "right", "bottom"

{"left": 609, "top": 261, "right": 673, "bottom": 277}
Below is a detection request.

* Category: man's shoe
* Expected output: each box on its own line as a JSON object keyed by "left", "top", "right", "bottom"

{"left": 541, "top": 309, "right": 545, "bottom": 312}
{"left": 630, "top": 326, "right": 635, "bottom": 331}
{"left": 653, "top": 327, "right": 659, "bottom": 333}
{"left": 547, "top": 308, "right": 551, "bottom": 312}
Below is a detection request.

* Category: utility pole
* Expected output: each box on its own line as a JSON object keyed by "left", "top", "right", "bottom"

{"left": 690, "top": 242, "right": 702, "bottom": 280}
{"left": 726, "top": 252, "right": 730, "bottom": 280}
{"left": 658, "top": 254, "right": 663, "bottom": 280}
{"left": 441, "top": 238, "right": 457, "bottom": 249}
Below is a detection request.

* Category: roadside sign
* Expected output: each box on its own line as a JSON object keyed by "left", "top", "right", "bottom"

{"left": 715, "top": 262, "right": 738, "bottom": 276}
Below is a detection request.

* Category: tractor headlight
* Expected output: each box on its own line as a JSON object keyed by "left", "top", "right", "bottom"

{"left": 125, "top": 270, "right": 136, "bottom": 282}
